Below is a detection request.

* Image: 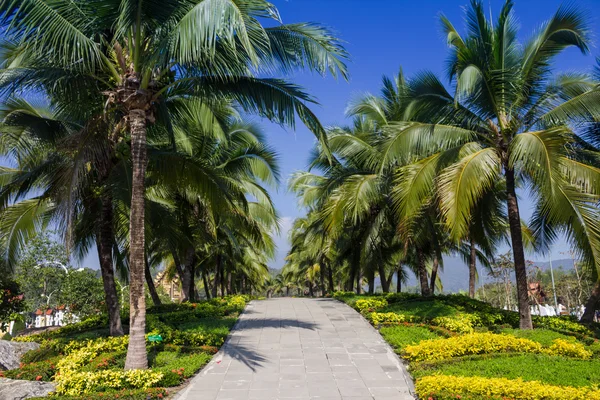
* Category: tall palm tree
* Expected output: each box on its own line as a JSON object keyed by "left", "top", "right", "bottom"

{"left": 388, "top": 1, "right": 600, "bottom": 328}
{"left": 0, "top": 0, "right": 348, "bottom": 368}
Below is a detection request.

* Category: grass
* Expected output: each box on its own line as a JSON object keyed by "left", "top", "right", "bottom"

{"left": 383, "top": 300, "right": 459, "bottom": 319}
{"left": 380, "top": 324, "right": 440, "bottom": 351}
{"left": 411, "top": 353, "right": 600, "bottom": 388}
{"left": 500, "top": 328, "right": 577, "bottom": 346}
{"left": 334, "top": 291, "right": 600, "bottom": 399}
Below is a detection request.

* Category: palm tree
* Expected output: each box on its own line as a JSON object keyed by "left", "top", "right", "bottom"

{"left": 388, "top": 1, "right": 600, "bottom": 328}
{"left": 0, "top": 0, "right": 348, "bottom": 368}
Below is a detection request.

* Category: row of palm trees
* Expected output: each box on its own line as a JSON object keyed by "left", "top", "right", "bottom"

{"left": 284, "top": 0, "right": 600, "bottom": 329}
{"left": 0, "top": 0, "right": 348, "bottom": 370}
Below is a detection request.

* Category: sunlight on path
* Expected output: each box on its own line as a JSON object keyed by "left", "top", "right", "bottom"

{"left": 174, "top": 298, "right": 414, "bottom": 400}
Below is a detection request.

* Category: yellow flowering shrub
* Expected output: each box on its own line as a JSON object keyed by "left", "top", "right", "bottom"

{"left": 404, "top": 333, "right": 593, "bottom": 362}
{"left": 368, "top": 312, "right": 416, "bottom": 325}
{"left": 225, "top": 295, "right": 248, "bottom": 309}
{"left": 355, "top": 298, "right": 388, "bottom": 313}
{"left": 415, "top": 375, "right": 600, "bottom": 400}
{"left": 54, "top": 369, "right": 164, "bottom": 395}
{"left": 404, "top": 332, "right": 543, "bottom": 361}
{"left": 544, "top": 338, "right": 592, "bottom": 359}
{"left": 431, "top": 313, "right": 480, "bottom": 334}
{"left": 57, "top": 336, "right": 129, "bottom": 373}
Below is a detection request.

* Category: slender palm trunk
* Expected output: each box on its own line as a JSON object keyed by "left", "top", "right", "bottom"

{"left": 367, "top": 267, "right": 375, "bottom": 294}
{"left": 202, "top": 272, "right": 211, "bottom": 300}
{"left": 581, "top": 280, "right": 600, "bottom": 323}
{"left": 417, "top": 249, "right": 431, "bottom": 296}
{"left": 327, "top": 264, "right": 334, "bottom": 293}
{"left": 429, "top": 255, "right": 439, "bottom": 294}
{"left": 356, "top": 269, "right": 362, "bottom": 294}
{"left": 220, "top": 264, "right": 225, "bottom": 298}
{"left": 145, "top": 255, "right": 161, "bottom": 306}
{"left": 396, "top": 268, "right": 402, "bottom": 293}
{"left": 212, "top": 256, "right": 220, "bottom": 298}
{"left": 379, "top": 264, "right": 390, "bottom": 293}
{"left": 319, "top": 263, "right": 326, "bottom": 296}
{"left": 125, "top": 109, "right": 148, "bottom": 370}
{"left": 469, "top": 237, "right": 477, "bottom": 298}
{"left": 96, "top": 194, "right": 123, "bottom": 336}
{"left": 505, "top": 167, "right": 532, "bottom": 329}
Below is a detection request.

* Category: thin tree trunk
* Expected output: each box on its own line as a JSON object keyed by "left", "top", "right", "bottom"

{"left": 202, "top": 271, "right": 211, "bottom": 300}
{"left": 220, "top": 264, "right": 225, "bottom": 298}
{"left": 417, "top": 249, "right": 431, "bottom": 296}
{"left": 469, "top": 237, "right": 477, "bottom": 298}
{"left": 396, "top": 268, "right": 402, "bottom": 293}
{"left": 429, "top": 255, "right": 439, "bottom": 295}
{"left": 327, "top": 263, "right": 334, "bottom": 294}
{"left": 320, "top": 263, "right": 326, "bottom": 296}
{"left": 212, "top": 256, "right": 220, "bottom": 298}
{"left": 378, "top": 264, "right": 390, "bottom": 293}
{"left": 226, "top": 272, "right": 232, "bottom": 296}
{"left": 581, "top": 280, "right": 600, "bottom": 323}
{"left": 505, "top": 167, "right": 533, "bottom": 329}
{"left": 96, "top": 194, "right": 123, "bottom": 337}
{"left": 145, "top": 255, "right": 161, "bottom": 306}
{"left": 125, "top": 108, "right": 148, "bottom": 370}
{"left": 367, "top": 267, "right": 375, "bottom": 294}
{"left": 356, "top": 268, "right": 362, "bottom": 295}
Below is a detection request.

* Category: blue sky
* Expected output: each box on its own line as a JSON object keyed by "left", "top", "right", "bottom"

{"left": 83, "top": 0, "right": 600, "bottom": 270}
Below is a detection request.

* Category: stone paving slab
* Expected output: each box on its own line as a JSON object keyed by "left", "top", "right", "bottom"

{"left": 174, "top": 298, "right": 414, "bottom": 400}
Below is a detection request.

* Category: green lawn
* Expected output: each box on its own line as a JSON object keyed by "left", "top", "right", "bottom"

{"left": 412, "top": 353, "right": 600, "bottom": 388}
{"left": 380, "top": 324, "right": 440, "bottom": 351}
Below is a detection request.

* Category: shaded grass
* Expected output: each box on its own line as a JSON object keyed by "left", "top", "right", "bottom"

{"left": 383, "top": 300, "right": 459, "bottom": 319}
{"left": 412, "top": 353, "right": 600, "bottom": 388}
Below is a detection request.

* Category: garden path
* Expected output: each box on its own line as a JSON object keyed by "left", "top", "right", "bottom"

{"left": 174, "top": 297, "right": 414, "bottom": 400}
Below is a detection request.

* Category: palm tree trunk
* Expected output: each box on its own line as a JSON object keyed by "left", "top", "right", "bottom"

{"left": 367, "top": 267, "right": 375, "bottom": 294}
{"left": 212, "top": 256, "right": 220, "bottom": 298}
{"left": 581, "top": 280, "right": 600, "bottom": 323}
{"left": 469, "top": 237, "right": 477, "bottom": 298}
{"left": 396, "top": 268, "right": 402, "bottom": 293}
{"left": 429, "top": 255, "right": 439, "bottom": 294}
{"left": 505, "top": 167, "right": 533, "bottom": 330}
{"left": 220, "top": 264, "right": 225, "bottom": 298}
{"left": 327, "top": 264, "right": 334, "bottom": 293}
{"left": 320, "top": 263, "right": 326, "bottom": 296}
{"left": 125, "top": 109, "right": 148, "bottom": 370}
{"left": 356, "top": 269, "right": 362, "bottom": 294}
{"left": 96, "top": 194, "right": 123, "bottom": 337}
{"left": 202, "top": 271, "right": 211, "bottom": 300}
{"left": 378, "top": 264, "right": 390, "bottom": 293}
{"left": 144, "top": 255, "right": 161, "bottom": 306}
{"left": 417, "top": 249, "right": 431, "bottom": 296}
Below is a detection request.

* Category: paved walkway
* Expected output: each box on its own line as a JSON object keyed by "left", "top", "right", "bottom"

{"left": 174, "top": 298, "right": 414, "bottom": 400}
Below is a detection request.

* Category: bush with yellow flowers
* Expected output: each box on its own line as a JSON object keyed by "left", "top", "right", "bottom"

{"left": 54, "top": 369, "right": 164, "bottom": 395}
{"left": 355, "top": 298, "right": 388, "bottom": 313}
{"left": 431, "top": 313, "right": 481, "bottom": 334}
{"left": 415, "top": 375, "right": 600, "bottom": 400}
{"left": 56, "top": 336, "right": 129, "bottom": 373}
{"left": 404, "top": 332, "right": 592, "bottom": 362}
{"left": 368, "top": 312, "right": 417, "bottom": 325}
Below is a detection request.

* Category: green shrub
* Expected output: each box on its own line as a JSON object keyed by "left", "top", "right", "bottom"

{"left": 155, "top": 352, "right": 212, "bottom": 386}
{"left": 2, "top": 357, "right": 59, "bottom": 381}
{"left": 21, "top": 346, "right": 60, "bottom": 364}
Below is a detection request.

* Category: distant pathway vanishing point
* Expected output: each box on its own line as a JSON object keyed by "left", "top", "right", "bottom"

{"left": 174, "top": 298, "right": 414, "bottom": 400}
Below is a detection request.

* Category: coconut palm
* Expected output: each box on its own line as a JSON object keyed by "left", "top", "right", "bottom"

{"left": 0, "top": 0, "right": 348, "bottom": 368}
{"left": 387, "top": 0, "right": 600, "bottom": 328}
